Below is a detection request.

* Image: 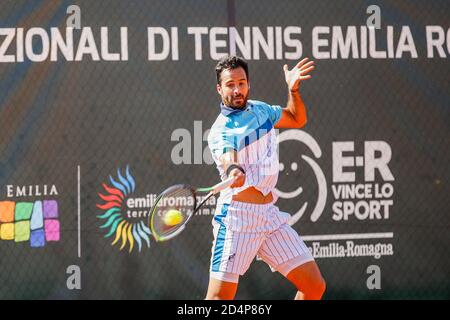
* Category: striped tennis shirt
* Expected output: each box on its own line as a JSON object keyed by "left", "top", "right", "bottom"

{"left": 208, "top": 100, "right": 282, "bottom": 205}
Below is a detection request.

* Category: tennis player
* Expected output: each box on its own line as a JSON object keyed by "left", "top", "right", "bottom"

{"left": 206, "top": 55, "right": 326, "bottom": 300}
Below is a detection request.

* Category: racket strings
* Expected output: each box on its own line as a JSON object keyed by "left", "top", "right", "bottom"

{"left": 151, "top": 187, "right": 196, "bottom": 240}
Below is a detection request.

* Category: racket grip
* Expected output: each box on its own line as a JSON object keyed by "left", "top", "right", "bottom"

{"left": 212, "top": 176, "right": 236, "bottom": 194}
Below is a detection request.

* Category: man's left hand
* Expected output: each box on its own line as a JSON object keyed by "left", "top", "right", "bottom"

{"left": 283, "top": 57, "right": 315, "bottom": 92}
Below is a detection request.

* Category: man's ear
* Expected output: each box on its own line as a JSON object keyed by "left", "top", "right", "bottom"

{"left": 216, "top": 83, "right": 222, "bottom": 95}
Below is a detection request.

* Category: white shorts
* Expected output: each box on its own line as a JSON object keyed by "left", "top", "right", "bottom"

{"left": 209, "top": 201, "right": 314, "bottom": 283}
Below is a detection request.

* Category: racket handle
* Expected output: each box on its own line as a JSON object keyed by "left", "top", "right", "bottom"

{"left": 211, "top": 176, "right": 236, "bottom": 194}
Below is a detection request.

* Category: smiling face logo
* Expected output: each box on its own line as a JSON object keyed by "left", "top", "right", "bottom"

{"left": 275, "top": 130, "right": 327, "bottom": 225}
{"left": 96, "top": 166, "right": 152, "bottom": 253}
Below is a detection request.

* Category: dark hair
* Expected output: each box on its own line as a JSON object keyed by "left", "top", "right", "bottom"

{"left": 215, "top": 55, "right": 249, "bottom": 84}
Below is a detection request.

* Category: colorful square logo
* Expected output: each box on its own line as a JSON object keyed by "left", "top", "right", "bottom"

{"left": 0, "top": 200, "right": 60, "bottom": 247}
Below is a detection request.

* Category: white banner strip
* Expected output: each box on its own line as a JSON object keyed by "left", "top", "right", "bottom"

{"left": 302, "top": 232, "right": 394, "bottom": 241}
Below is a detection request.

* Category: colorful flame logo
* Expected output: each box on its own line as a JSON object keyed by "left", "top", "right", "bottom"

{"left": 96, "top": 166, "right": 151, "bottom": 253}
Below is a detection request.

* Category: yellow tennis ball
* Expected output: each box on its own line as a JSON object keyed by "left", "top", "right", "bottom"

{"left": 163, "top": 209, "right": 183, "bottom": 226}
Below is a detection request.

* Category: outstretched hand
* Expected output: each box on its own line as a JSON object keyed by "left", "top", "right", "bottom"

{"left": 283, "top": 57, "right": 315, "bottom": 92}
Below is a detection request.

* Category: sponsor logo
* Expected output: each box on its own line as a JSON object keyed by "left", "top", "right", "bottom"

{"left": 277, "top": 131, "right": 395, "bottom": 259}
{"left": 308, "top": 241, "right": 394, "bottom": 260}
{"left": 96, "top": 166, "right": 152, "bottom": 253}
{"left": 0, "top": 184, "right": 60, "bottom": 247}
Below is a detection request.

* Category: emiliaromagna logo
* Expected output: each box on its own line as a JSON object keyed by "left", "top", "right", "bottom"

{"left": 96, "top": 166, "right": 152, "bottom": 253}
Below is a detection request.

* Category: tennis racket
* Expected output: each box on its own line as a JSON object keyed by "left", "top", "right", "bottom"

{"left": 149, "top": 177, "right": 235, "bottom": 242}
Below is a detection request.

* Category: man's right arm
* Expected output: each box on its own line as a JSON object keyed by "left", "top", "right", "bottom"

{"left": 219, "top": 150, "right": 245, "bottom": 188}
{"left": 275, "top": 57, "right": 315, "bottom": 129}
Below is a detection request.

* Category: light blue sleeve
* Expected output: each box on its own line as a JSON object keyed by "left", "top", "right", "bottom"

{"left": 207, "top": 125, "right": 238, "bottom": 159}
{"left": 265, "top": 103, "right": 283, "bottom": 125}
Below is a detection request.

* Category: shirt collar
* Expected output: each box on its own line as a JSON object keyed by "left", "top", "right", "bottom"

{"left": 220, "top": 102, "right": 250, "bottom": 116}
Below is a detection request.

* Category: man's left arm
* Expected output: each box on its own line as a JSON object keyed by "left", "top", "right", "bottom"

{"left": 275, "top": 57, "right": 315, "bottom": 129}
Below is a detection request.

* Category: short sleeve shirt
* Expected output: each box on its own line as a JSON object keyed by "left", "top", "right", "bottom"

{"left": 208, "top": 100, "right": 282, "bottom": 204}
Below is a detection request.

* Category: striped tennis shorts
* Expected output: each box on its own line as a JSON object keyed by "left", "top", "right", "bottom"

{"left": 209, "top": 200, "right": 314, "bottom": 283}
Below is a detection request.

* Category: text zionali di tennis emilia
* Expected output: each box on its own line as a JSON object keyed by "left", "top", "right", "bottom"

{"left": 1, "top": 25, "right": 449, "bottom": 63}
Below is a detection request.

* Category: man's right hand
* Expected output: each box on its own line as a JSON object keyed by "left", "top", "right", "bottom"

{"left": 219, "top": 150, "right": 245, "bottom": 188}
{"left": 228, "top": 168, "right": 245, "bottom": 188}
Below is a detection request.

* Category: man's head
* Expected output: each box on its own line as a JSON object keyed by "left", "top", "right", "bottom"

{"left": 215, "top": 55, "right": 250, "bottom": 109}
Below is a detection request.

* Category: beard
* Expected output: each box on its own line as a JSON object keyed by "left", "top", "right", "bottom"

{"left": 224, "top": 93, "right": 249, "bottom": 109}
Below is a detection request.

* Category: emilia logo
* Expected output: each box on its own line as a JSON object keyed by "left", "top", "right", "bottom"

{"left": 96, "top": 166, "right": 152, "bottom": 253}
{"left": 0, "top": 184, "right": 60, "bottom": 247}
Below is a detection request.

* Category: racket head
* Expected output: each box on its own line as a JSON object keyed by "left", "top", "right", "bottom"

{"left": 149, "top": 184, "right": 197, "bottom": 242}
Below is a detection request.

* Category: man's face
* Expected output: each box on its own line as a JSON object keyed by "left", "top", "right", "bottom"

{"left": 217, "top": 67, "right": 250, "bottom": 109}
